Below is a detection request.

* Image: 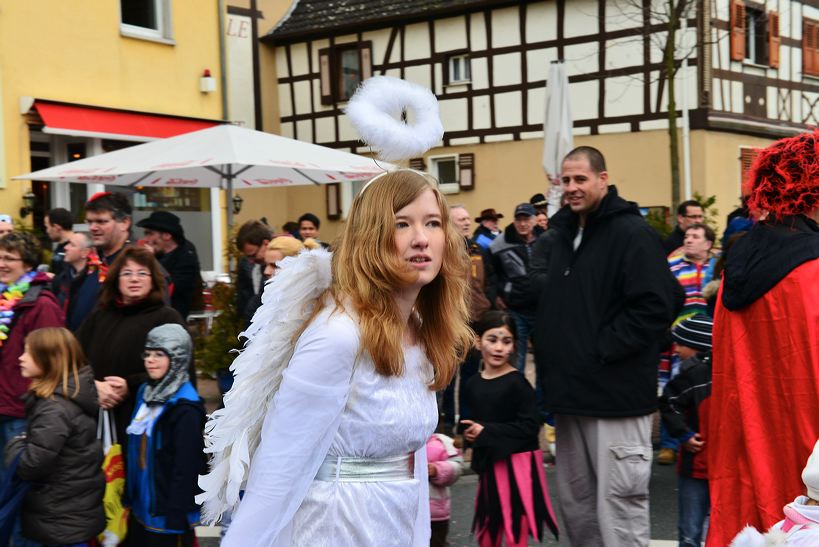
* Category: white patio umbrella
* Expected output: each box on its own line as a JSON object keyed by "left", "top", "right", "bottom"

{"left": 542, "top": 60, "right": 573, "bottom": 217}
{"left": 14, "top": 123, "right": 389, "bottom": 227}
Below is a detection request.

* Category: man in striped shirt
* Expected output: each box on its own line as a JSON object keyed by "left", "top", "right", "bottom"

{"left": 657, "top": 223, "right": 717, "bottom": 465}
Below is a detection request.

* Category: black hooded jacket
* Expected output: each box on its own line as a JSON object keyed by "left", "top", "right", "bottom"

{"left": 721, "top": 215, "right": 819, "bottom": 310}
{"left": 534, "top": 186, "right": 684, "bottom": 417}
{"left": 488, "top": 222, "right": 544, "bottom": 313}
{"left": 5, "top": 366, "right": 105, "bottom": 544}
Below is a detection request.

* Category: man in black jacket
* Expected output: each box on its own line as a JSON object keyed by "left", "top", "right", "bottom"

{"left": 532, "top": 146, "right": 683, "bottom": 546}
{"left": 488, "top": 202, "right": 543, "bottom": 372}
{"left": 138, "top": 211, "right": 201, "bottom": 319}
{"left": 662, "top": 199, "right": 704, "bottom": 255}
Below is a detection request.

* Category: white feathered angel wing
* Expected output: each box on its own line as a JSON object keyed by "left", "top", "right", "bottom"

{"left": 196, "top": 247, "right": 333, "bottom": 524}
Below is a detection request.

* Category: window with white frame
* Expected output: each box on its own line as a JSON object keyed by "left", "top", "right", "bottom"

{"left": 430, "top": 155, "right": 459, "bottom": 194}
{"left": 447, "top": 54, "right": 471, "bottom": 85}
{"left": 120, "top": 0, "right": 173, "bottom": 42}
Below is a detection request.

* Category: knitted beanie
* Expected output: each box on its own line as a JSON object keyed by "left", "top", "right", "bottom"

{"left": 802, "top": 439, "right": 819, "bottom": 500}
{"left": 671, "top": 314, "right": 713, "bottom": 353}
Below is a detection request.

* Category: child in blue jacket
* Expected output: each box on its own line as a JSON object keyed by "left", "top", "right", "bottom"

{"left": 125, "top": 323, "right": 205, "bottom": 547}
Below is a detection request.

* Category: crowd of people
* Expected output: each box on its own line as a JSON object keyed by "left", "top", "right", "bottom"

{"left": 0, "top": 132, "right": 817, "bottom": 547}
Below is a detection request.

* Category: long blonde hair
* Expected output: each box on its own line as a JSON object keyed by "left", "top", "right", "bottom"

{"left": 26, "top": 328, "right": 87, "bottom": 399}
{"left": 326, "top": 170, "right": 472, "bottom": 390}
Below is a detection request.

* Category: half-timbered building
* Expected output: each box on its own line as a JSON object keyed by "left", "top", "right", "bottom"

{"left": 234, "top": 0, "right": 819, "bottom": 236}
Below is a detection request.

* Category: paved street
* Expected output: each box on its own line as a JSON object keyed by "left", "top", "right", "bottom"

{"left": 197, "top": 455, "right": 681, "bottom": 546}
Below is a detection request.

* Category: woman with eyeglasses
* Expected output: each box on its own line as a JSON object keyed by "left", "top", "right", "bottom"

{"left": 76, "top": 246, "right": 185, "bottom": 447}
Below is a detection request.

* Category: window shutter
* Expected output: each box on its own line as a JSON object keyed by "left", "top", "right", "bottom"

{"left": 319, "top": 48, "right": 333, "bottom": 105}
{"left": 409, "top": 158, "right": 426, "bottom": 171}
{"left": 805, "top": 20, "right": 819, "bottom": 77}
{"left": 326, "top": 183, "right": 341, "bottom": 220}
{"left": 740, "top": 147, "right": 760, "bottom": 189}
{"left": 730, "top": 0, "right": 746, "bottom": 61}
{"left": 360, "top": 43, "right": 372, "bottom": 81}
{"left": 458, "top": 153, "right": 475, "bottom": 190}
{"left": 768, "top": 11, "right": 780, "bottom": 68}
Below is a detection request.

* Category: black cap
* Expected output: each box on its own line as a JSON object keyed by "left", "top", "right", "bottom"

{"left": 137, "top": 211, "right": 184, "bottom": 239}
{"left": 514, "top": 203, "right": 537, "bottom": 217}
{"left": 530, "top": 193, "right": 548, "bottom": 207}
{"left": 671, "top": 314, "right": 713, "bottom": 352}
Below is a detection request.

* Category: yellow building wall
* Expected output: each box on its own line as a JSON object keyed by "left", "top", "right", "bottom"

{"left": 0, "top": 1, "right": 224, "bottom": 218}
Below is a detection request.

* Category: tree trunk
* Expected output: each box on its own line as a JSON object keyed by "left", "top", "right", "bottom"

{"left": 666, "top": 0, "right": 681, "bottom": 213}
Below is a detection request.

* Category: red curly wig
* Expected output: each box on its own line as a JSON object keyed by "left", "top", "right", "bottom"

{"left": 746, "top": 132, "right": 819, "bottom": 219}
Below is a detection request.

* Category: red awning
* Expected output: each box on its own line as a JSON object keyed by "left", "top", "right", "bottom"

{"left": 33, "top": 100, "right": 221, "bottom": 141}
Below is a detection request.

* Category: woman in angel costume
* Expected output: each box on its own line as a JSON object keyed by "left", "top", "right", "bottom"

{"left": 197, "top": 77, "right": 474, "bottom": 546}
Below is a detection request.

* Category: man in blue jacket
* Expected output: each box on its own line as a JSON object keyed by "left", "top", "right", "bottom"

{"left": 532, "top": 146, "right": 683, "bottom": 546}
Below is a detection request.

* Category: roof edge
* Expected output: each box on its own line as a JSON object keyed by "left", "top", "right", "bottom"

{"left": 261, "top": 0, "right": 519, "bottom": 45}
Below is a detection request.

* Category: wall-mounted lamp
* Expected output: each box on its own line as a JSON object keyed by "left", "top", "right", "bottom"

{"left": 19, "top": 191, "right": 37, "bottom": 218}
{"left": 200, "top": 69, "right": 216, "bottom": 93}
{"left": 232, "top": 193, "right": 244, "bottom": 215}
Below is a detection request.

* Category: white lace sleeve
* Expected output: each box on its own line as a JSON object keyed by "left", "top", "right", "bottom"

{"left": 222, "top": 310, "right": 359, "bottom": 547}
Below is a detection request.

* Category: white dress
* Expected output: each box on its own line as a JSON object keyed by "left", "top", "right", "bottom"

{"left": 223, "top": 305, "right": 438, "bottom": 546}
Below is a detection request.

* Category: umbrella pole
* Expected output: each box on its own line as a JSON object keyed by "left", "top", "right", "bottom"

{"left": 225, "top": 167, "right": 235, "bottom": 274}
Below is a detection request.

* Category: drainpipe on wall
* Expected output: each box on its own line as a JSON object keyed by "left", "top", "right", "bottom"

{"left": 215, "top": 0, "right": 229, "bottom": 274}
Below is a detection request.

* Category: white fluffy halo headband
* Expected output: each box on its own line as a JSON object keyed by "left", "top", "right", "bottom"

{"left": 346, "top": 75, "right": 443, "bottom": 162}
{"left": 345, "top": 75, "right": 444, "bottom": 192}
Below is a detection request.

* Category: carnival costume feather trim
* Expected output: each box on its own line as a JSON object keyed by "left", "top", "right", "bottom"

{"left": 196, "top": 247, "right": 333, "bottom": 523}
{"left": 345, "top": 76, "right": 443, "bottom": 162}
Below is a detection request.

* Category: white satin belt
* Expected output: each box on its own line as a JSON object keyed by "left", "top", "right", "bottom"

{"left": 314, "top": 453, "right": 415, "bottom": 483}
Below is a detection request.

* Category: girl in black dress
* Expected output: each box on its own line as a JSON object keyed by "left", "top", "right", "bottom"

{"left": 461, "top": 311, "right": 558, "bottom": 547}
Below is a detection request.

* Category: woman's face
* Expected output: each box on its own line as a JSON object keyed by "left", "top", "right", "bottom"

{"left": 0, "top": 249, "right": 29, "bottom": 285}
{"left": 143, "top": 349, "right": 170, "bottom": 380}
{"left": 393, "top": 189, "right": 445, "bottom": 290}
{"left": 263, "top": 249, "right": 285, "bottom": 278}
{"left": 118, "top": 259, "right": 153, "bottom": 304}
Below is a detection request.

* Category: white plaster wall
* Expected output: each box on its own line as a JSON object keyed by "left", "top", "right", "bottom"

{"left": 435, "top": 16, "right": 467, "bottom": 52}
{"left": 292, "top": 80, "right": 311, "bottom": 115}
{"left": 564, "top": 42, "right": 598, "bottom": 76}
{"left": 525, "top": 2, "right": 556, "bottom": 42}
{"left": 337, "top": 114, "right": 357, "bottom": 142}
{"left": 526, "top": 48, "right": 558, "bottom": 83}
{"left": 439, "top": 97, "right": 469, "bottom": 132}
{"left": 605, "top": 36, "right": 644, "bottom": 71}
{"left": 362, "top": 28, "right": 392, "bottom": 66}
{"left": 495, "top": 91, "right": 523, "bottom": 126}
{"left": 280, "top": 122, "right": 294, "bottom": 138}
{"left": 289, "top": 42, "right": 310, "bottom": 76}
{"left": 470, "top": 12, "right": 487, "bottom": 51}
{"left": 605, "top": 1, "right": 644, "bottom": 32}
{"left": 563, "top": 1, "right": 599, "bottom": 38}
{"left": 404, "top": 65, "right": 431, "bottom": 90}
{"left": 598, "top": 122, "right": 632, "bottom": 134}
{"left": 315, "top": 117, "right": 335, "bottom": 143}
{"left": 493, "top": 52, "right": 522, "bottom": 86}
{"left": 731, "top": 80, "right": 743, "bottom": 114}
{"left": 296, "top": 120, "right": 313, "bottom": 142}
{"left": 310, "top": 38, "right": 329, "bottom": 70}
{"left": 335, "top": 33, "right": 359, "bottom": 45}
{"left": 604, "top": 76, "right": 644, "bottom": 117}
{"left": 404, "top": 23, "right": 431, "bottom": 59}
{"left": 569, "top": 80, "right": 598, "bottom": 121}
{"left": 278, "top": 83, "right": 292, "bottom": 117}
{"left": 473, "top": 95, "right": 491, "bottom": 129}
{"left": 471, "top": 57, "right": 490, "bottom": 89}
{"left": 491, "top": 7, "right": 519, "bottom": 47}
{"left": 527, "top": 87, "right": 546, "bottom": 126}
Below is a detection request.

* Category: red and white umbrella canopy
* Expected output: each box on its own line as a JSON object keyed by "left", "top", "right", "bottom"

{"left": 14, "top": 124, "right": 388, "bottom": 188}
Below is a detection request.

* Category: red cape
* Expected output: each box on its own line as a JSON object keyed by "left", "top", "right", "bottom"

{"left": 707, "top": 259, "right": 819, "bottom": 545}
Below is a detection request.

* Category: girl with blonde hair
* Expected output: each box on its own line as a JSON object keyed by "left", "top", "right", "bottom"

{"left": 210, "top": 169, "right": 473, "bottom": 546}
{"left": 5, "top": 327, "right": 105, "bottom": 545}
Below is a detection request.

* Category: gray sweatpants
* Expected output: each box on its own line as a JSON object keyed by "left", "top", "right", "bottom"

{"left": 554, "top": 414, "right": 652, "bottom": 547}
